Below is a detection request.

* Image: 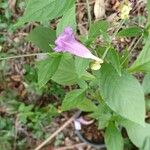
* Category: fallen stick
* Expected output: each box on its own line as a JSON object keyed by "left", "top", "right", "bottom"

{"left": 53, "top": 143, "right": 87, "bottom": 150}
{"left": 34, "top": 112, "right": 80, "bottom": 150}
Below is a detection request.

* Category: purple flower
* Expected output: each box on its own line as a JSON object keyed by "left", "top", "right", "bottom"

{"left": 54, "top": 27, "right": 103, "bottom": 62}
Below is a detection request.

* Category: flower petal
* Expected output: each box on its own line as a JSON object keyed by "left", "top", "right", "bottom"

{"left": 54, "top": 27, "right": 103, "bottom": 61}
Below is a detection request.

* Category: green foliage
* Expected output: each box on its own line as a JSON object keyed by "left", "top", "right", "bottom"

{"left": 90, "top": 102, "right": 112, "bottom": 129}
{"left": 107, "top": 48, "right": 121, "bottom": 75}
{"left": 121, "top": 120, "right": 150, "bottom": 148}
{"left": 16, "top": 0, "right": 75, "bottom": 26}
{"left": 129, "top": 35, "right": 150, "bottom": 73}
{"left": 56, "top": 5, "right": 76, "bottom": 36}
{"left": 105, "top": 123, "right": 124, "bottom": 150}
{"left": 88, "top": 21, "right": 109, "bottom": 39}
{"left": 26, "top": 26, "right": 56, "bottom": 51}
{"left": 142, "top": 73, "right": 150, "bottom": 94}
{"left": 37, "top": 55, "right": 61, "bottom": 87}
{"left": 147, "top": 0, "right": 150, "bottom": 23}
{"left": 51, "top": 54, "right": 79, "bottom": 85}
{"left": 75, "top": 57, "right": 90, "bottom": 77}
{"left": 117, "top": 27, "right": 143, "bottom": 37}
{"left": 61, "top": 89, "right": 85, "bottom": 111}
{"left": 99, "top": 64, "right": 145, "bottom": 125}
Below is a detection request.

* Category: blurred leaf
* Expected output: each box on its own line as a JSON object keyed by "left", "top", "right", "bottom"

{"left": 99, "top": 64, "right": 145, "bottom": 125}
{"left": 81, "top": 71, "right": 95, "bottom": 80}
{"left": 56, "top": 5, "right": 76, "bottom": 36}
{"left": 107, "top": 48, "right": 121, "bottom": 75}
{"left": 16, "top": 0, "right": 75, "bottom": 26}
{"left": 26, "top": 26, "right": 56, "bottom": 51}
{"left": 129, "top": 35, "right": 150, "bottom": 73}
{"left": 105, "top": 123, "right": 124, "bottom": 150}
{"left": 89, "top": 20, "right": 109, "bottom": 39}
{"left": 62, "top": 90, "right": 96, "bottom": 112}
{"left": 140, "top": 137, "right": 150, "bottom": 150}
{"left": 61, "top": 89, "right": 86, "bottom": 111}
{"left": 146, "top": 99, "right": 150, "bottom": 112}
{"left": 117, "top": 27, "right": 143, "bottom": 37}
{"left": 147, "top": 0, "right": 150, "bottom": 23}
{"left": 37, "top": 56, "right": 61, "bottom": 87}
{"left": 75, "top": 57, "right": 89, "bottom": 77}
{"left": 142, "top": 73, "right": 150, "bottom": 94}
{"left": 51, "top": 54, "right": 79, "bottom": 85}
{"left": 77, "top": 98, "right": 97, "bottom": 112}
{"left": 121, "top": 120, "right": 150, "bottom": 148}
{"left": 90, "top": 102, "right": 112, "bottom": 129}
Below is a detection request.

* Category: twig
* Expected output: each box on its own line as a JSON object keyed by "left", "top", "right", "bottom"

{"left": 86, "top": 0, "right": 92, "bottom": 26}
{"left": 34, "top": 112, "right": 80, "bottom": 150}
{"left": 53, "top": 143, "right": 87, "bottom": 150}
{"left": 0, "top": 53, "right": 48, "bottom": 61}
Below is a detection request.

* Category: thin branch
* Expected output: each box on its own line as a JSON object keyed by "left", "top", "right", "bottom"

{"left": 0, "top": 53, "right": 49, "bottom": 61}
{"left": 53, "top": 143, "right": 87, "bottom": 150}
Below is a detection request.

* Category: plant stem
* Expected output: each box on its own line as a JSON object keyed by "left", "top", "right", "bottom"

{"left": 121, "top": 35, "right": 143, "bottom": 66}
{"left": 102, "top": 20, "right": 125, "bottom": 59}
{"left": 86, "top": 0, "right": 92, "bottom": 26}
{"left": 0, "top": 52, "right": 49, "bottom": 61}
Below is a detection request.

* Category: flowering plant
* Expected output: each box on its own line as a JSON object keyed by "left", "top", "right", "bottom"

{"left": 16, "top": 0, "right": 150, "bottom": 149}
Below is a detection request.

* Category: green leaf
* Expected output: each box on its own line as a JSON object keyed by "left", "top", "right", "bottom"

{"left": 37, "top": 56, "right": 61, "bottom": 87}
{"left": 99, "top": 64, "right": 145, "bottom": 125}
{"left": 75, "top": 57, "right": 89, "bottom": 77}
{"left": 77, "top": 80, "right": 88, "bottom": 89}
{"left": 142, "top": 73, "right": 150, "bottom": 94}
{"left": 89, "top": 21, "right": 109, "bottom": 39}
{"left": 141, "top": 137, "right": 150, "bottom": 150}
{"left": 121, "top": 120, "right": 150, "bottom": 148}
{"left": 81, "top": 71, "right": 95, "bottom": 80}
{"left": 16, "top": 0, "right": 75, "bottom": 26}
{"left": 51, "top": 54, "right": 78, "bottom": 85}
{"left": 105, "top": 123, "right": 124, "bottom": 150}
{"left": 26, "top": 26, "right": 56, "bottom": 52}
{"left": 62, "top": 89, "right": 96, "bottom": 112}
{"left": 107, "top": 48, "right": 121, "bottom": 76}
{"left": 90, "top": 102, "right": 112, "bottom": 129}
{"left": 147, "top": 0, "right": 150, "bottom": 23}
{"left": 129, "top": 35, "right": 150, "bottom": 73}
{"left": 61, "top": 89, "right": 86, "bottom": 111}
{"left": 117, "top": 27, "right": 143, "bottom": 37}
{"left": 56, "top": 5, "right": 76, "bottom": 36}
{"left": 77, "top": 98, "right": 97, "bottom": 112}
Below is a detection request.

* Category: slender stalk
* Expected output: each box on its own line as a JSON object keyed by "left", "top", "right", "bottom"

{"left": 121, "top": 35, "right": 143, "bottom": 66}
{"left": 0, "top": 52, "right": 49, "bottom": 61}
{"left": 102, "top": 20, "right": 125, "bottom": 59}
{"left": 86, "top": 0, "right": 92, "bottom": 26}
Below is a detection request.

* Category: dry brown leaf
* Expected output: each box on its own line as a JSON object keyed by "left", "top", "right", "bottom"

{"left": 94, "top": 0, "right": 106, "bottom": 20}
{"left": 8, "top": 0, "right": 16, "bottom": 13}
{"left": 11, "top": 75, "right": 21, "bottom": 82}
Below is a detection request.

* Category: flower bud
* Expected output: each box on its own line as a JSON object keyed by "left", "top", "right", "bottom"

{"left": 90, "top": 60, "right": 103, "bottom": 70}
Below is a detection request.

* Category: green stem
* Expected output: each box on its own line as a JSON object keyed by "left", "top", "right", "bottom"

{"left": 121, "top": 35, "right": 143, "bottom": 66}
{"left": 102, "top": 20, "right": 125, "bottom": 59}
{"left": 86, "top": 0, "right": 92, "bottom": 26}
{"left": 0, "top": 52, "right": 49, "bottom": 61}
